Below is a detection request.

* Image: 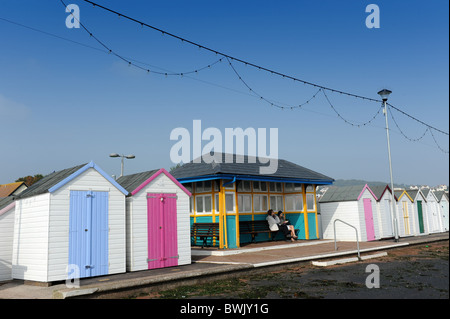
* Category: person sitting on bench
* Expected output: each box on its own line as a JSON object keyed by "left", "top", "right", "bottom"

{"left": 266, "top": 209, "right": 280, "bottom": 232}
{"left": 278, "top": 211, "right": 297, "bottom": 240}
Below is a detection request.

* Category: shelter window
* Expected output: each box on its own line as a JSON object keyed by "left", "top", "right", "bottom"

{"left": 285, "top": 194, "right": 303, "bottom": 212}
{"left": 270, "top": 195, "right": 284, "bottom": 211}
{"left": 253, "top": 181, "right": 267, "bottom": 192}
{"left": 269, "top": 182, "right": 282, "bottom": 193}
{"left": 237, "top": 180, "right": 252, "bottom": 192}
{"left": 306, "top": 194, "right": 315, "bottom": 211}
{"left": 196, "top": 181, "right": 212, "bottom": 193}
{"left": 253, "top": 194, "right": 268, "bottom": 212}
{"left": 196, "top": 195, "right": 212, "bottom": 213}
{"left": 285, "top": 183, "right": 303, "bottom": 193}
{"left": 238, "top": 194, "right": 252, "bottom": 213}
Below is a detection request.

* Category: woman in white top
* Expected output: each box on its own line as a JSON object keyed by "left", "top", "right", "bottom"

{"left": 266, "top": 209, "right": 280, "bottom": 231}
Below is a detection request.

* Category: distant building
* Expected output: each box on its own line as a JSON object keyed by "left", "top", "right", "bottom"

{"left": 0, "top": 182, "right": 27, "bottom": 198}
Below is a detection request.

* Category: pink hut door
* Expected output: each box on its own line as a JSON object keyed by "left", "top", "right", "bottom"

{"left": 147, "top": 193, "right": 178, "bottom": 270}
{"left": 363, "top": 198, "right": 376, "bottom": 241}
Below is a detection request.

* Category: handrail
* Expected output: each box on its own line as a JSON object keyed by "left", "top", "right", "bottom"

{"left": 333, "top": 219, "right": 361, "bottom": 260}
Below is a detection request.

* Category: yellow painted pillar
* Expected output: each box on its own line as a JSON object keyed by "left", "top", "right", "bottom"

{"left": 303, "top": 186, "right": 309, "bottom": 239}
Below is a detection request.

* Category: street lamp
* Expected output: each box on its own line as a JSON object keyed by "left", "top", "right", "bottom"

{"left": 378, "top": 89, "right": 399, "bottom": 242}
{"left": 109, "top": 153, "right": 135, "bottom": 177}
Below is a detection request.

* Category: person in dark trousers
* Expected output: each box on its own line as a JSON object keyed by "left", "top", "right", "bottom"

{"left": 278, "top": 211, "right": 297, "bottom": 241}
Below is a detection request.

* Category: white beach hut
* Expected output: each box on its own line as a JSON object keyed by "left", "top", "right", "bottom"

{"left": 422, "top": 189, "right": 443, "bottom": 233}
{"left": 0, "top": 197, "right": 16, "bottom": 282}
{"left": 368, "top": 184, "right": 395, "bottom": 239}
{"left": 117, "top": 168, "right": 192, "bottom": 272}
{"left": 12, "top": 161, "right": 128, "bottom": 283}
{"left": 434, "top": 191, "right": 449, "bottom": 232}
{"left": 319, "top": 184, "right": 380, "bottom": 242}
{"left": 405, "top": 189, "right": 429, "bottom": 235}
{"left": 394, "top": 190, "right": 415, "bottom": 237}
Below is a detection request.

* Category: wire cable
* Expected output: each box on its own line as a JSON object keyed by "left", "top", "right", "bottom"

{"left": 60, "top": 0, "right": 223, "bottom": 77}
{"left": 322, "top": 89, "right": 383, "bottom": 127}
{"left": 226, "top": 57, "right": 321, "bottom": 110}
{"left": 77, "top": 0, "right": 449, "bottom": 137}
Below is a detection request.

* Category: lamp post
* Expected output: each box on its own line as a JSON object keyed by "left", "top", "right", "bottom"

{"left": 109, "top": 153, "right": 135, "bottom": 177}
{"left": 378, "top": 89, "right": 399, "bottom": 242}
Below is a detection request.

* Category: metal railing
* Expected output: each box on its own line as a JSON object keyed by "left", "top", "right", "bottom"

{"left": 333, "top": 219, "right": 361, "bottom": 260}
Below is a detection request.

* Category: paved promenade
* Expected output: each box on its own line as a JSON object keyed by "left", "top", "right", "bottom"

{"left": 0, "top": 232, "right": 447, "bottom": 299}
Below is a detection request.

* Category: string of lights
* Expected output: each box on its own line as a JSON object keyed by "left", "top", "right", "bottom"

{"left": 387, "top": 105, "right": 430, "bottom": 142}
{"left": 428, "top": 125, "right": 449, "bottom": 154}
{"left": 77, "top": 0, "right": 449, "bottom": 139}
{"left": 387, "top": 103, "right": 449, "bottom": 136}
{"left": 60, "top": 0, "right": 223, "bottom": 77}
{"left": 322, "top": 89, "right": 383, "bottom": 128}
{"left": 226, "top": 57, "right": 321, "bottom": 110}
{"left": 78, "top": 0, "right": 381, "bottom": 103}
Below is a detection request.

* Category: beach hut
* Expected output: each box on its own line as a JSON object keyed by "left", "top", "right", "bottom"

{"left": 434, "top": 191, "right": 449, "bottom": 232}
{"left": 406, "top": 189, "right": 428, "bottom": 235}
{"left": 319, "top": 184, "right": 380, "bottom": 242}
{"left": 368, "top": 184, "right": 395, "bottom": 239}
{"left": 12, "top": 161, "right": 128, "bottom": 283}
{"left": 422, "top": 189, "right": 442, "bottom": 233}
{"left": 394, "top": 190, "right": 415, "bottom": 237}
{"left": 116, "top": 168, "right": 191, "bottom": 271}
{"left": 171, "top": 153, "right": 334, "bottom": 249}
{"left": 0, "top": 197, "right": 16, "bottom": 282}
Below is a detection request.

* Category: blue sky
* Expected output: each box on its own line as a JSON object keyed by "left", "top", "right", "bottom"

{"left": 0, "top": 0, "right": 448, "bottom": 186}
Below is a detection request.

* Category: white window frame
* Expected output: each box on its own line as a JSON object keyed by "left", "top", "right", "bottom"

{"left": 285, "top": 183, "right": 303, "bottom": 193}
{"left": 253, "top": 181, "right": 267, "bottom": 192}
{"left": 195, "top": 194, "right": 212, "bottom": 214}
{"left": 237, "top": 180, "right": 252, "bottom": 192}
{"left": 306, "top": 193, "right": 315, "bottom": 211}
{"left": 270, "top": 195, "right": 284, "bottom": 212}
{"left": 225, "top": 193, "right": 235, "bottom": 213}
{"left": 285, "top": 194, "right": 303, "bottom": 212}
{"left": 253, "top": 194, "right": 268, "bottom": 212}
{"left": 269, "top": 182, "right": 283, "bottom": 193}
{"left": 238, "top": 194, "right": 252, "bottom": 213}
{"left": 195, "top": 181, "right": 213, "bottom": 193}
{"left": 215, "top": 193, "right": 236, "bottom": 213}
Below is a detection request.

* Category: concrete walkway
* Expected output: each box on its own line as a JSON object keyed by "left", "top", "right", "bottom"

{"left": 0, "top": 232, "right": 447, "bottom": 299}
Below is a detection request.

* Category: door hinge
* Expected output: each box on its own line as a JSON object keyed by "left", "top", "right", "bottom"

{"left": 168, "top": 255, "right": 179, "bottom": 259}
{"left": 147, "top": 258, "right": 158, "bottom": 262}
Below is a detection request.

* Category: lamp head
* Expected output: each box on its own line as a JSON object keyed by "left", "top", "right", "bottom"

{"left": 109, "top": 153, "right": 120, "bottom": 158}
{"left": 378, "top": 89, "right": 392, "bottom": 102}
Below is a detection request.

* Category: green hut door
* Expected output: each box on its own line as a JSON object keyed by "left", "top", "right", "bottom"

{"left": 417, "top": 200, "right": 425, "bottom": 233}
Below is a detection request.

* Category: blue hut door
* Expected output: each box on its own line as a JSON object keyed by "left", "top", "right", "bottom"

{"left": 69, "top": 190, "right": 109, "bottom": 278}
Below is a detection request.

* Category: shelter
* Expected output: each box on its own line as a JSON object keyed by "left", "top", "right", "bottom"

{"left": 171, "top": 153, "right": 334, "bottom": 249}
{"left": 117, "top": 168, "right": 191, "bottom": 271}
{"left": 319, "top": 184, "right": 380, "bottom": 242}
{"left": 12, "top": 162, "right": 128, "bottom": 283}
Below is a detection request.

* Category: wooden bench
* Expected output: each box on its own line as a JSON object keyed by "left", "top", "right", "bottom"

{"left": 239, "top": 220, "right": 299, "bottom": 243}
{"left": 191, "top": 222, "right": 220, "bottom": 248}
